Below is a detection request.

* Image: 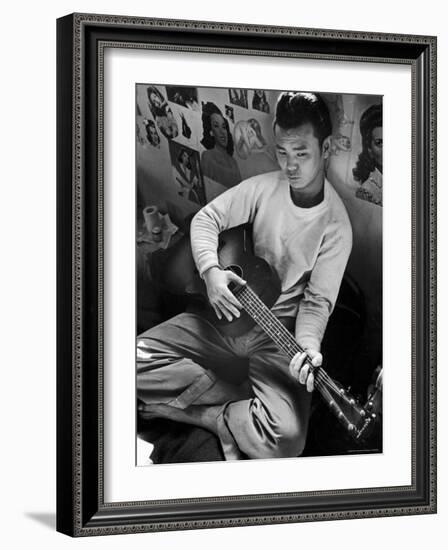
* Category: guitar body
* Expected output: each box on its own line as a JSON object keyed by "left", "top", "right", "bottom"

{"left": 162, "top": 224, "right": 281, "bottom": 336}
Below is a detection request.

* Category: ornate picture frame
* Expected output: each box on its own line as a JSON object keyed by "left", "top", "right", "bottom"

{"left": 56, "top": 13, "right": 436, "bottom": 536}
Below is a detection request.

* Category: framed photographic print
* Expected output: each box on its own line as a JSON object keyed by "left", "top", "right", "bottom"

{"left": 56, "top": 13, "right": 437, "bottom": 536}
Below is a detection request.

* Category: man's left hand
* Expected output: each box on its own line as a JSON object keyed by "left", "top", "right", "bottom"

{"left": 288, "top": 349, "right": 323, "bottom": 392}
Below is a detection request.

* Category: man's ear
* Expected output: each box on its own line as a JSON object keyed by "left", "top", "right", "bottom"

{"left": 322, "top": 136, "right": 332, "bottom": 159}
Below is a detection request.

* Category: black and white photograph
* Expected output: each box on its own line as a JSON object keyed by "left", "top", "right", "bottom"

{"left": 142, "top": 118, "right": 161, "bottom": 148}
{"left": 234, "top": 117, "right": 268, "bottom": 159}
{"left": 136, "top": 84, "right": 383, "bottom": 465}
{"left": 229, "top": 87, "right": 249, "bottom": 108}
{"left": 1, "top": 0, "right": 442, "bottom": 543}
{"left": 51, "top": 5, "right": 439, "bottom": 541}
{"left": 146, "top": 85, "right": 179, "bottom": 140}
{"left": 168, "top": 141, "right": 206, "bottom": 205}
{"left": 252, "top": 89, "right": 271, "bottom": 113}
{"left": 353, "top": 104, "right": 383, "bottom": 206}
{"left": 225, "top": 104, "right": 235, "bottom": 123}
{"left": 200, "top": 100, "right": 242, "bottom": 188}
{"left": 166, "top": 85, "right": 200, "bottom": 111}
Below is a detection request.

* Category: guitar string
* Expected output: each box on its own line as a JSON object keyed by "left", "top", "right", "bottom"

{"left": 240, "top": 286, "right": 316, "bottom": 358}
{"left": 237, "top": 286, "right": 303, "bottom": 355}
{"left": 242, "top": 287, "right": 346, "bottom": 396}
{"left": 237, "top": 286, "right": 342, "bottom": 394}
{"left": 236, "top": 285, "right": 343, "bottom": 395}
{"left": 314, "top": 380, "right": 354, "bottom": 431}
{"left": 234, "top": 287, "right": 360, "bottom": 430}
{"left": 238, "top": 289, "right": 354, "bottom": 406}
{"left": 236, "top": 286, "right": 341, "bottom": 393}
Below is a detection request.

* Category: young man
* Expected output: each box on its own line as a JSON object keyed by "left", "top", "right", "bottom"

{"left": 137, "top": 92, "right": 352, "bottom": 460}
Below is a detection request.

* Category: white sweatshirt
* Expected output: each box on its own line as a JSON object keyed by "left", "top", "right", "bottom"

{"left": 190, "top": 170, "right": 352, "bottom": 351}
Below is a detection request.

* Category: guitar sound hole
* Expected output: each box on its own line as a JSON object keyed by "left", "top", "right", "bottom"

{"left": 227, "top": 264, "right": 243, "bottom": 278}
{"left": 227, "top": 264, "right": 244, "bottom": 293}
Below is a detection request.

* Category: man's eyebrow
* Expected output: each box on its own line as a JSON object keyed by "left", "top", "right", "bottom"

{"left": 275, "top": 144, "right": 308, "bottom": 150}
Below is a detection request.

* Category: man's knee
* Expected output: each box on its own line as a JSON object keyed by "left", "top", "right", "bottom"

{"left": 269, "top": 418, "right": 306, "bottom": 458}
{"left": 251, "top": 411, "right": 307, "bottom": 459}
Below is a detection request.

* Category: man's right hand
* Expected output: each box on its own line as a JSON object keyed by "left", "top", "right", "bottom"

{"left": 203, "top": 266, "right": 246, "bottom": 322}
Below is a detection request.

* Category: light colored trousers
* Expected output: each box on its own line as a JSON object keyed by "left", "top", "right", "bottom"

{"left": 137, "top": 313, "right": 311, "bottom": 460}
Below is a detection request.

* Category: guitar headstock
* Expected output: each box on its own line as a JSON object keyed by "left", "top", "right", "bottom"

{"left": 314, "top": 372, "right": 380, "bottom": 442}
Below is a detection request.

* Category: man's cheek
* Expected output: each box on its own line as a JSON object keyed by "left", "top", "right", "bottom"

{"left": 276, "top": 157, "right": 285, "bottom": 170}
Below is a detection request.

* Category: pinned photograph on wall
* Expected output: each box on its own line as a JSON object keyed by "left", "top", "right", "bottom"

{"left": 168, "top": 141, "right": 206, "bottom": 206}
{"left": 252, "top": 89, "right": 270, "bottom": 113}
{"left": 324, "top": 93, "right": 354, "bottom": 157}
{"left": 142, "top": 118, "right": 161, "bottom": 148}
{"left": 200, "top": 101, "right": 242, "bottom": 188}
{"left": 234, "top": 118, "right": 267, "bottom": 159}
{"left": 353, "top": 104, "right": 383, "bottom": 206}
{"left": 228, "top": 88, "right": 248, "bottom": 108}
{"left": 146, "top": 85, "right": 179, "bottom": 140}
{"left": 225, "top": 105, "right": 235, "bottom": 123}
{"left": 232, "top": 117, "right": 279, "bottom": 177}
{"left": 180, "top": 112, "right": 192, "bottom": 140}
{"left": 323, "top": 93, "right": 382, "bottom": 207}
{"left": 166, "top": 85, "right": 200, "bottom": 111}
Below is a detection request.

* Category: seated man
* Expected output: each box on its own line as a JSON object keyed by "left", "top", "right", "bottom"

{"left": 137, "top": 91, "right": 352, "bottom": 460}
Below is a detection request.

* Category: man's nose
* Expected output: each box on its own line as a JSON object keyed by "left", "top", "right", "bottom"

{"left": 286, "top": 158, "right": 299, "bottom": 172}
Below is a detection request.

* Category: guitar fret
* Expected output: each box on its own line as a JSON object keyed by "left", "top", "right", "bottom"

{"left": 240, "top": 289, "right": 330, "bottom": 389}
{"left": 240, "top": 287, "right": 301, "bottom": 358}
{"left": 238, "top": 286, "right": 332, "bottom": 391}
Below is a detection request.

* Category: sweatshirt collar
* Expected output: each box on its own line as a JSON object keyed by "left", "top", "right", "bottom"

{"left": 279, "top": 171, "right": 329, "bottom": 215}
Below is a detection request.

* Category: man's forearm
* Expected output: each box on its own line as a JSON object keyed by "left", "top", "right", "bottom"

{"left": 294, "top": 301, "right": 330, "bottom": 353}
{"left": 190, "top": 208, "right": 221, "bottom": 277}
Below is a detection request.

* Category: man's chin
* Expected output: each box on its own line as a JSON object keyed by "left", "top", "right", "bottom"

{"left": 288, "top": 178, "right": 306, "bottom": 188}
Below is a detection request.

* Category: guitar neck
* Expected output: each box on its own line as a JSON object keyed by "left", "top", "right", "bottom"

{"left": 234, "top": 284, "right": 305, "bottom": 361}
{"left": 234, "top": 284, "right": 357, "bottom": 433}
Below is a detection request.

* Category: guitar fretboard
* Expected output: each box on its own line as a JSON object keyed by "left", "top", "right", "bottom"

{"left": 233, "top": 284, "right": 358, "bottom": 434}
{"left": 234, "top": 284, "right": 303, "bottom": 360}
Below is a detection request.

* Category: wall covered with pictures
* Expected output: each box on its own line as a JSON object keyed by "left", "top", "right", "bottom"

{"left": 136, "top": 84, "right": 283, "bottom": 225}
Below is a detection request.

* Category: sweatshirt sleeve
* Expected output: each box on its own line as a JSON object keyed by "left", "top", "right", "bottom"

{"left": 295, "top": 215, "right": 353, "bottom": 352}
{"left": 190, "top": 177, "right": 261, "bottom": 277}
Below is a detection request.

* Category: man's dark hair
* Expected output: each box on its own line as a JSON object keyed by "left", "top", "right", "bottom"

{"left": 274, "top": 92, "right": 332, "bottom": 147}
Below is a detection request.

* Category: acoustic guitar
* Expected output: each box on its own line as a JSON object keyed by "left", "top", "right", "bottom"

{"left": 161, "top": 224, "right": 380, "bottom": 442}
